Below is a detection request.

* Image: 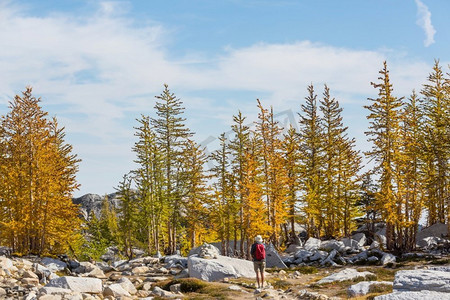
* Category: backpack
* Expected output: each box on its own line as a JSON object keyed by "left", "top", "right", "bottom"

{"left": 255, "top": 243, "right": 266, "bottom": 260}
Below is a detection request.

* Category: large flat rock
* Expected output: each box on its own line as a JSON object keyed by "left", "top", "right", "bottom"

{"left": 374, "top": 290, "right": 450, "bottom": 300}
{"left": 416, "top": 222, "right": 448, "bottom": 241}
{"left": 317, "top": 268, "right": 374, "bottom": 284}
{"left": 348, "top": 281, "right": 392, "bottom": 297}
{"left": 188, "top": 255, "right": 255, "bottom": 282}
{"left": 40, "top": 258, "right": 67, "bottom": 272}
{"left": 393, "top": 269, "right": 450, "bottom": 293}
{"left": 265, "top": 244, "right": 287, "bottom": 269}
{"left": 46, "top": 276, "right": 102, "bottom": 294}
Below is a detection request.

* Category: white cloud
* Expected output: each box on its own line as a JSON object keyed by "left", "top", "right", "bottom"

{"left": 415, "top": 0, "right": 436, "bottom": 47}
{"left": 0, "top": 2, "right": 434, "bottom": 196}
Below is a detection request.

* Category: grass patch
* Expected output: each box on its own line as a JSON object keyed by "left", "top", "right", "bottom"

{"left": 292, "top": 265, "right": 319, "bottom": 274}
{"left": 430, "top": 258, "right": 450, "bottom": 265}
{"left": 163, "top": 278, "right": 207, "bottom": 293}
{"left": 352, "top": 274, "right": 377, "bottom": 283}
{"left": 271, "top": 279, "right": 291, "bottom": 290}
{"left": 357, "top": 267, "right": 396, "bottom": 281}
{"left": 368, "top": 283, "right": 393, "bottom": 294}
{"left": 55, "top": 270, "right": 68, "bottom": 277}
{"left": 266, "top": 267, "right": 283, "bottom": 273}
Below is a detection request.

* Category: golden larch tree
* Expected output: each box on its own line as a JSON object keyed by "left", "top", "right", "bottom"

{"left": 0, "top": 87, "right": 81, "bottom": 255}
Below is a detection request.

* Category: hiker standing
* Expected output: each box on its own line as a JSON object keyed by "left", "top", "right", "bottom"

{"left": 250, "top": 235, "right": 266, "bottom": 289}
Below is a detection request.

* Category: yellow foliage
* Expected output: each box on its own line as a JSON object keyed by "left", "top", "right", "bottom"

{"left": 0, "top": 87, "right": 81, "bottom": 255}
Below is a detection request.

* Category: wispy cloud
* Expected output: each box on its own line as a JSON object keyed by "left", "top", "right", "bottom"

{"left": 415, "top": 0, "right": 436, "bottom": 47}
{"left": 0, "top": 2, "right": 432, "bottom": 195}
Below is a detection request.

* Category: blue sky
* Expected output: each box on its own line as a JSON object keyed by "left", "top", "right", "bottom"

{"left": 0, "top": 0, "right": 448, "bottom": 196}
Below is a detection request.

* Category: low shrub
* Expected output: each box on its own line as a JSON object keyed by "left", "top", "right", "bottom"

{"left": 163, "top": 278, "right": 207, "bottom": 293}
{"left": 368, "top": 283, "right": 393, "bottom": 294}
{"left": 295, "top": 266, "right": 319, "bottom": 274}
{"left": 271, "top": 279, "right": 291, "bottom": 289}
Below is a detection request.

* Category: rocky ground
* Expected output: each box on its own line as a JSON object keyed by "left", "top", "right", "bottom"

{"left": 0, "top": 243, "right": 449, "bottom": 300}
{"left": 1, "top": 215, "right": 449, "bottom": 299}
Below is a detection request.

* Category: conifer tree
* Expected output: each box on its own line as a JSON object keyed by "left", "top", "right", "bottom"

{"left": 319, "top": 85, "right": 361, "bottom": 237}
{"left": 151, "top": 84, "right": 191, "bottom": 254}
{"left": 399, "top": 91, "right": 424, "bottom": 249}
{"left": 421, "top": 61, "right": 450, "bottom": 226}
{"left": 335, "top": 136, "right": 362, "bottom": 236}
{"left": 282, "top": 125, "right": 300, "bottom": 237}
{"left": 243, "top": 136, "right": 271, "bottom": 257}
{"left": 99, "top": 194, "right": 118, "bottom": 245}
{"left": 298, "top": 84, "right": 325, "bottom": 237}
{"left": 319, "top": 85, "right": 346, "bottom": 237}
{"left": 133, "top": 115, "right": 165, "bottom": 254}
{"left": 229, "top": 111, "right": 250, "bottom": 256}
{"left": 182, "top": 139, "right": 210, "bottom": 249}
{"left": 115, "top": 174, "right": 138, "bottom": 259}
{"left": 255, "top": 100, "right": 288, "bottom": 247}
{"left": 357, "top": 173, "right": 379, "bottom": 235}
{"left": 209, "top": 133, "right": 233, "bottom": 255}
{"left": 365, "top": 61, "right": 404, "bottom": 250}
{"left": 0, "top": 87, "right": 81, "bottom": 255}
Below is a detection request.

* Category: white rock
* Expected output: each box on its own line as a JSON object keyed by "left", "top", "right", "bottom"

{"left": 197, "top": 243, "right": 221, "bottom": 259}
{"left": 41, "top": 258, "right": 67, "bottom": 272}
{"left": 23, "top": 269, "right": 39, "bottom": 279}
{"left": 164, "top": 254, "right": 188, "bottom": 269}
{"left": 416, "top": 222, "right": 448, "bottom": 241}
{"left": 374, "top": 290, "right": 450, "bottom": 300}
{"left": 145, "top": 276, "right": 168, "bottom": 282}
{"left": 285, "top": 244, "right": 303, "bottom": 253}
{"left": 309, "top": 250, "right": 328, "bottom": 262}
{"left": 348, "top": 281, "right": 392, "bottom": 297}
{"left": 367, "top": 256, "right": 379, "bottom": 263}
{"left": 370, "top": 241, "right": 380, "bottom": 249}
{"left": 153, "top": 286, "right": 178, "bottom": 298}
{"left": 39, "top": 286, "right": 73, "bottom": 295}
{"left": 17, "top": 258, "right": 34, "bottom": 269}
{"left": 103, "top": 284, "right": 131, "bottom": 297}
{"left": 117, "top": 277, "right": 137, "bottom": 295}
{"left": 21, "top": 277, "right": 39, "bottom": 285}
{"left": 111, "top": 260, "right": 127, "bottom": 268}
{"left": 317, "top": 268, "right": 375, "bottom": 284}
{"left": 321, "top": 240, "right": 346, "bottom": 253}
{"left": 228, "top": 285, "right": 242, "bottom": 291}
{"left": 304, "top": 238, "right": 321, "bottom": 251}
{"left": 24, "top": 291, "right": 37, "bottom": 300}
{"left": 342, "top": 237, "right": 361, "bottom": 250}
{"left": 169, "top": 283, "right": 181, "bottom": 294}
{"left": 381, "top": 253, "right": 396, "bottom": 265}
{"left": 417, "top": 236, "right": 443, "bottom": 249}
{"left": 38, "top": 295, "right": 62, "bottom": 300}
{"left": 132, "top": 266, "right": 149, "bottom": 274}
{"left": 34, "top": 263, "right": 53, "bottom": 279}
{"left": 0, "top": 256, "right": 14, "bottom": 270}
{"left": 65, "top": 294, "right": 83, "bottom": 300}
{"left": 142, "top": 282, "right": 152, "bottom": 291}
{"left": 45, "top": 276, "right": 102, "bottom": 294}
{"left": 157, "top": 266, "right": 169, "bottom": 274}
{"left": 321, "top": 249, "right": 339, "bottom": 266}
{"left": 348, "top": 250, "right": 369, "bottom": 264}
{"left": 294, "top": 249, "right": 313, "bottom": 260}
{"left": 188, "top": 254, "right": 255, "bottom": 282}
{"left": 74, "top": 262, "right": 106, "bottom": 278}
{"left": 375, "top": 228, "right": 387, "bottom": 247}
{"left": 265, "top": 243, "right": 287, "bottom": 268}
{"left": 352, "top": 233, "right": 367, "bottom": 247}
{"left": 298, "top": 289, "right": 330, "bottom": 299}
{"left": 393, "top": 269, "right": 450, "bottom": 293}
